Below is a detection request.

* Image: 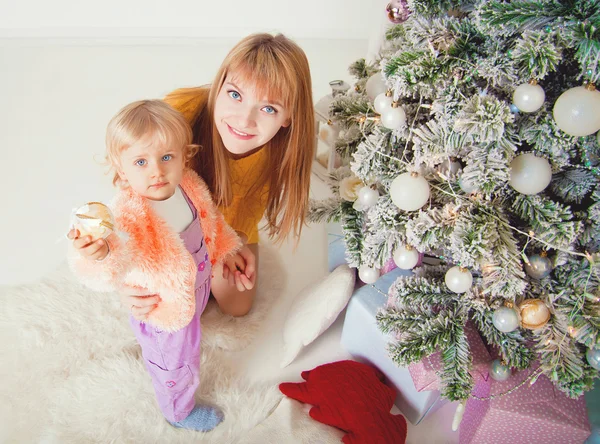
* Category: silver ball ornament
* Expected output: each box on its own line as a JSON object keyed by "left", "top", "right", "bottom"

{"left": 381, "top": 104, "right": 407, "bottom": 129}
{"left": 390, "top": 172, "right": 430, "bottom": 211}
{"left": 393, "top": 245, "right": 420, "bottom": 270}
{"left": 357, "top": 186, "right": 380, "bottom": 209}
{"left": 513, "top": 82, "right": 546, "bottom": 113}
{"left": 509, "top": 153, "right": 552, "bottom": 195}
{"left": 445, "top": 266, "right": 473, "bottom": 293}
{"left": 358, "top": 265, "right": 380, "bottom": 284}
{"left": 492, "top": 306, "right": 520, "bottom": 333}
{"left": 524, "top": 254, "right": 552, "bottom": 279}
{"left": 386, "top": 0, "right": 411, "bottom": 24}
{"left": 489, "top": 359, "right": 511, "bottom": 381}
{"left": 374, "top": 92, "right": 393, "bottom": 114}
{"left": 366, "top": 74, "right": 387, "bottom": 101}
{"left": 587, "top": 347, "right": 600, "bottom": 371}
{"left": 553, "top": 86, "right": 600, "bottom": 137}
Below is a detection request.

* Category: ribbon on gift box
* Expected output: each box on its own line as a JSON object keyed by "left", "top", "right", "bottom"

{"left": 408, "top": 324, "right": 491, "bottom": 392}
{"left": 459, "top": 364, "right": 591, "bottom": 444}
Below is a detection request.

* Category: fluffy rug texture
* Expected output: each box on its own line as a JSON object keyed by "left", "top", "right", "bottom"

{"left": 0, "top": 245, "right": 330, "bottom": 443}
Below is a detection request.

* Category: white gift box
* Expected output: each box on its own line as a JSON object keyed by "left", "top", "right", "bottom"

{"left": 340, "top": 268, "right": 445, "bottom": 424}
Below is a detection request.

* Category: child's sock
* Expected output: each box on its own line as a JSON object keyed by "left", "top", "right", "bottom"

{"left": 169, "top": 404, "right": 224, "bottom": 432}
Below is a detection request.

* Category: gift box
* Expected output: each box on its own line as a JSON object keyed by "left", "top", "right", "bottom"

{"left": 340, "top": 267, "right": 445, "bottom": 425}
{"left": 460, "top": 365, "right": 591, "bottom": 444}
{"left": 408, "top": 324, "right": 491, "bottom": 392}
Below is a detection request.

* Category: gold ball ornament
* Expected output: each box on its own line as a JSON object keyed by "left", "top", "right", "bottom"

{"left": 72, "top": 202, "right": 115, "bottom": 240}
{"left": 518, "top": 299, "right": 551, "bottom": 330}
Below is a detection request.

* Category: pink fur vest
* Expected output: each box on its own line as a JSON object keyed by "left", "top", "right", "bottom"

{"left": 68, "top": 169, "right": 241, "bottom": 332}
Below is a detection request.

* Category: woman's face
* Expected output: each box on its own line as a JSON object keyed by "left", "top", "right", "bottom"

{"left": 213, "top": 74, "right": 291, "bottom": 157}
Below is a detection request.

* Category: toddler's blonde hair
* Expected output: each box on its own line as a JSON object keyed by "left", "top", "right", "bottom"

{"left": 105, "top": 99, "right": 199, "bottom": 186}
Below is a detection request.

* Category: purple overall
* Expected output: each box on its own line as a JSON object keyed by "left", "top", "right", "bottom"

{"left": 129, "top": 190, "right": 211, "bottom": 422}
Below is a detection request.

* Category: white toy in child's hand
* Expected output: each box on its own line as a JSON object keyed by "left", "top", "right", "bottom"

{"left": 70, "top": 202, "right": 115, "bottom": 241}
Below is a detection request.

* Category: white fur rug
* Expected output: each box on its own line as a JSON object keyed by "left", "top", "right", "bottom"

{"left": 0, "top": 246, "right": 339, "bottom": 443}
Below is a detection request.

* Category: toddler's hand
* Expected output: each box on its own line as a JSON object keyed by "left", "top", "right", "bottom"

{"left": 223, "top": 245, "right": 256, "bottom": 291}
{"left": 119, "top": 287, "right": 161, "bottom": 321}
{"left": 68, "top": 229, "right": 109, "bottom": 261}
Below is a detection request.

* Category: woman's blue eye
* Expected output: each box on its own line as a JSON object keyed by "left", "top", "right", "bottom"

{"left": 135, "top": 159, "right": 146, "bottom": 166}
{"left": 162, "top": 154, "right": 172, "bottom": 161}
{"left": 228, "top": 90, "right": 241, "bottom": 100}
{"left": 262, "top": 106, "right": 277, "bottom": 114}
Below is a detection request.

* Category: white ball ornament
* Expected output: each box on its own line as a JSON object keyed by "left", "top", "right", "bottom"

{"left": 366, "top": 74, "right": 387, "bottom": 101}
{"left": 509, "top": 153, "right": 552, "bottom": 195}
{"left": 393, "top": 245, "right": 420, "bottom": 270}
{"left": 512, "top": 81, "right": 546, "bottom": 113}
{"left": 445, "top": 266, "right": 473, "bottom": 293}
{"left": 390, "top": 172, "right": 430, "bottom": 211}
{"left": 492, "top": 306, "right": 520, "bottom": 333}
{"left": 357, "top": 186, "right": 380, "bottom": 209}
{"left": 437, "top": 158, "right": 462, "bottom": 176}
{"left": 358, "top": 265, "right": 380, "bottom": 284}
{"left": 489, "top": 359, "right": 512, "bottom": 381}
{"left": 553, "top": 85, "right": 600, "bottom": 136}
{"left": 374, "top": 91, "right": 393, "bottom": 114}
{"left": 381, "top": 103, "right": 407, "bottom": 129}
{"left": 459, "top": 176, "right": 479, "bottom": 194}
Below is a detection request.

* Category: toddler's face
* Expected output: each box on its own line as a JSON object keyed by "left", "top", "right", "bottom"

{"left": 118, "top": 137, "right": 184, "bottom": 201}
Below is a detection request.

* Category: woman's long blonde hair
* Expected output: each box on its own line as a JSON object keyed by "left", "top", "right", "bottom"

{"left": 169, "top": 33, "right": 315, "bottom": 243}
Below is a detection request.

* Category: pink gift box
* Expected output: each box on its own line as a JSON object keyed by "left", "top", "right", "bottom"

{"left": 460, "top": 365, "right": 591, "bottom": 444}
{"left": 408, "top": 325, "right": 491, "bottom": 392}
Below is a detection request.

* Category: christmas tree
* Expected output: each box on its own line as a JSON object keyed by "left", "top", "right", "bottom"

{"left": 311, "top": 0, "right": 600, "bottom": 402}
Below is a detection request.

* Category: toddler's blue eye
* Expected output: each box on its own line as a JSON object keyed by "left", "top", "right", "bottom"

{"left": 162, "top": 155, "right": 172, "bottom": 161}
{"left": 135, "top": 159, "right": 146, "bottom": 166}
{"left": 263, "top": 106, "right": 277, "bottom": 114}
{"left": 228, "top": 90, "right": 241, "bottom": 100}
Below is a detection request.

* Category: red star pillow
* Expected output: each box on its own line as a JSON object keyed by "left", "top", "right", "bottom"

{"left": 280, "top": 360, "right": 407, "bottom": 444}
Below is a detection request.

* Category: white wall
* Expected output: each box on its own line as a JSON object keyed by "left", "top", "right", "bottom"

{"left": 0, "top": 37, "right": 371, "bottom": 286}
{"left": 0, "top": 0, "right": 392, "bottom": 285}
{"left": 0, "top": 0, "right": 381, "bottom": 40}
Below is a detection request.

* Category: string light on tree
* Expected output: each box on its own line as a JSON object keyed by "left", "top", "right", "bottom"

{"left": 492, "top": 305, "right": 520, "bottom": 333}
{"left": 374, "top": 90, "right": 393, "bottom": 114}
{"left": 518, "top": 299, "right": 551, "bottom": 330}
{"left": 524, "top": 251, "right": 553, "bottom": 279}
{"left": 390, "top": 172, "right": 430, "bottom": 211}
{"left": 365, "top": 73, "right": 387, "bottom": 101}
{"left": 489, "top": 359, "right": 511, "bottom": 381}
{"left": 512, "top": 79, "right": 546, "bottom": 113}
{"left": 358, "top": 265, "right": 380, "bottom": 284}
{"left": 380, "top": 102, "right": 407, "bottom": 129}
{"left": 444, "top": 266, "right": 473, "bottom": 293}
{"left": 553, "top": 84, "right": 600, "bottom": 136}
{"left": 509, "top": 153, "right": 553, "bottom": 195}
{"left": 393, "top": 245, "right": 420, "bottom": 270}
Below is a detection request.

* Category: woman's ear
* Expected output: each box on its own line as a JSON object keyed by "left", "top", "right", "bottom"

{"left": 282, "top": 118, "right": 291, "bottom": 128}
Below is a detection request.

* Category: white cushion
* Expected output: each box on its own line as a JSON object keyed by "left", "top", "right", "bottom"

{"left": 280, "top": 264, "right": 355, "bottom": 368}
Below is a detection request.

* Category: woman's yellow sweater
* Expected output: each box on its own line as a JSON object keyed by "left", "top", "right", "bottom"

{"left": 164, "top": 88, "right": 268, "bottom": 244}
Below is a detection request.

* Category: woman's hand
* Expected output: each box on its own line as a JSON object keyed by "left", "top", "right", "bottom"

{"left": 67, "top": 229, "right": 109, "bottom": 261}
{"left": 119, "top": 286, "right": 161, "bottom": 321}
{"left": 222, "top": 245, "right": 256, "bottom": 292}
